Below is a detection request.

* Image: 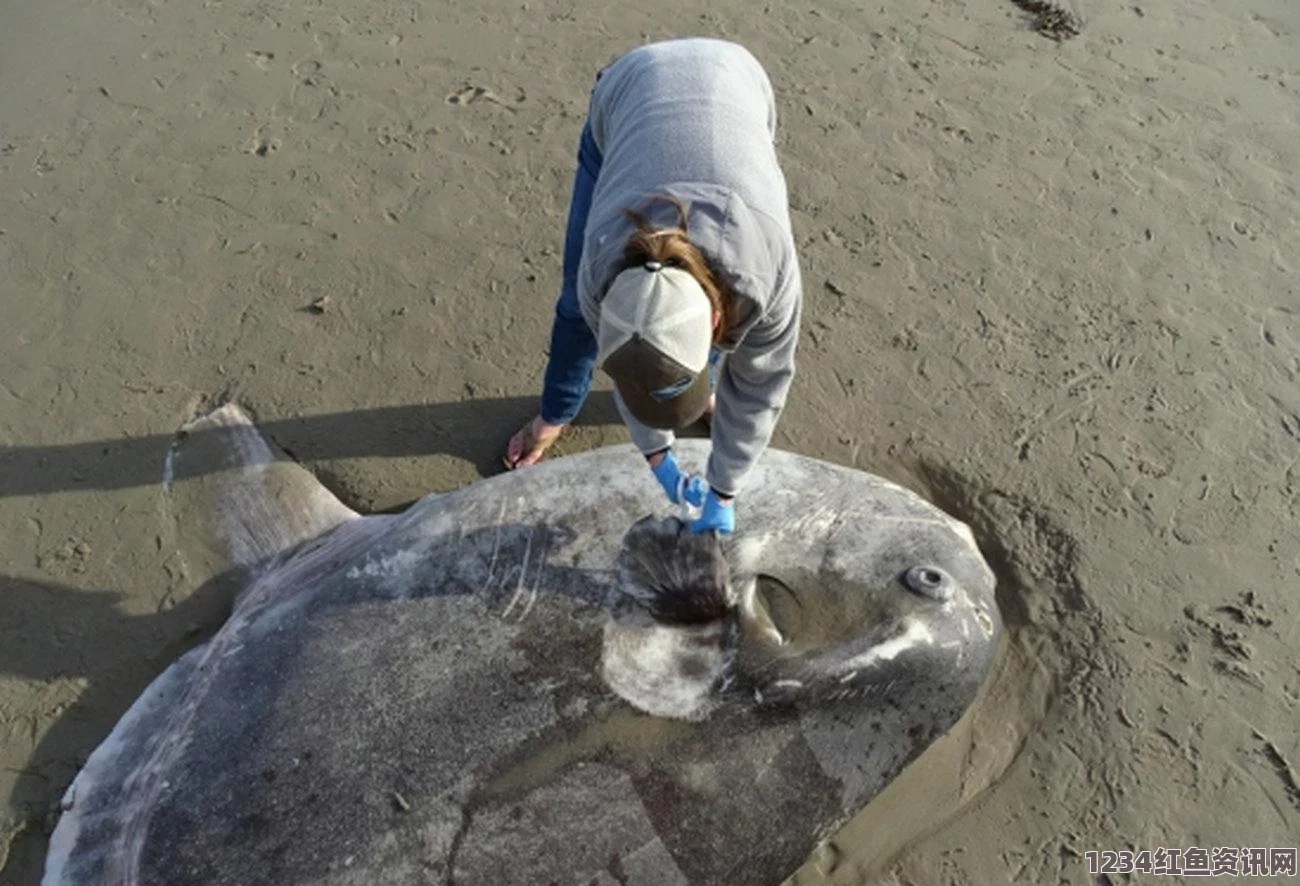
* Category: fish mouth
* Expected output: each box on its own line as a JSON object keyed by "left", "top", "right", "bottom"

{"left": 737, "top": 612, "right": 941, "bottom": 707}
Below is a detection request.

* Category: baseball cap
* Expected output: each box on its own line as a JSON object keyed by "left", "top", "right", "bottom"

{"left": 597, "top": 261, "right": 713, "bottom": 430}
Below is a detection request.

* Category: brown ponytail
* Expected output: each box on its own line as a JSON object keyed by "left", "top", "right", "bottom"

{"left": 621, "top": 196, "right": 738, "bottom": 343}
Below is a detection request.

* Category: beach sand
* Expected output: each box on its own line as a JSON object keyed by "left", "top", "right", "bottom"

{"left": 1, "top": 0, "right": 1296, "bottom": 882}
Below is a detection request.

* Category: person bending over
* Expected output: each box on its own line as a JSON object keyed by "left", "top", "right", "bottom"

{"left": 503, "top": 38, "right": 803, "bottom": 536}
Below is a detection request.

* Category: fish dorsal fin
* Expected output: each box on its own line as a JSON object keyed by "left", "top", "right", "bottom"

{"left": 164, "top": 403, "right": 359, "bottom": 576}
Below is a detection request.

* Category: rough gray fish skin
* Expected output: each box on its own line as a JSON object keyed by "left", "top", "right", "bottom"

{"left": 43, "top": 405, "right": 1000, "bottom": 886}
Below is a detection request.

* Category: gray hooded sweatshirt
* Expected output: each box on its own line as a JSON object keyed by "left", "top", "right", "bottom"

{"left": 577, "top": 38, "right": 803, "bottom": 497}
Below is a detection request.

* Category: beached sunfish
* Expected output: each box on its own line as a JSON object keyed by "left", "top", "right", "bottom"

{"left": 43, "top": 404, "right": 1000, "bottom": 886}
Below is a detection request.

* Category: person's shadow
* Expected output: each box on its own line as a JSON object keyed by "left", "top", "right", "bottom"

{"left": 1, "top": 392, "right": 706, "bottom": 883}
{"left": 0, "top": 393, "right": 649, "bottom": 501}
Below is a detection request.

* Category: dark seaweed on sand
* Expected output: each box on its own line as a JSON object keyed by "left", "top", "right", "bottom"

{"left": 1008, "top": 0, "right": 1082, "bottom": 40}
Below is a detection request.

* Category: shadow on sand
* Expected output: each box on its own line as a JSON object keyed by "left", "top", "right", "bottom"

{"left": 0, "top": 394, "right": 633, "bottom": 500}
{"left": 0, "top": 569, "right": 242, "bottom": 884}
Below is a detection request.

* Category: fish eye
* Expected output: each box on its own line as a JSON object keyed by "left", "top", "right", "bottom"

{"left": 902, "top": 565, "right": 953, "bottom": 601}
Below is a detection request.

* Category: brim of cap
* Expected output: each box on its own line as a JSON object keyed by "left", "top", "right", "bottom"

{"left": 614, "top": 366, "right": 712, "bottom": 431}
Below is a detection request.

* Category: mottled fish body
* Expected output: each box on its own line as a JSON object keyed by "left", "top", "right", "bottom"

{"left": 45, "top": 405, "right": 1000, "bottom": 886}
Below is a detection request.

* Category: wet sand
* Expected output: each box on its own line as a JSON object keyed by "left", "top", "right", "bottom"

{"left": 2, "top": 0, "right": 1297, "bottom": 882}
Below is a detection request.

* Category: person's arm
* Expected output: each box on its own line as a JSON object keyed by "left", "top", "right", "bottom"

{"left": 613, "top": 389, "right": 676, "bottom": 458}
{"left": 705, "top": 255, "right": 802, "bottom": 498}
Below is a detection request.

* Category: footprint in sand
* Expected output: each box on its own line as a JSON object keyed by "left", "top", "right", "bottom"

{"left": 291, "top": 59, "right": 325, "bottom": 87}
{"left": 445, "top": 84, "right": 522, "bottom": 111}
{"left": 246, "top": 50, "right": 275, "bottom": 70}
{"left": 243, "top": 131, "right": 281, "bottom": 158}
{"left": 446, "top": 85, "right": 488, "bottom": 106}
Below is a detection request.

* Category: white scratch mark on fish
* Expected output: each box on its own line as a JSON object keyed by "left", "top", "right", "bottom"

{"left": 345, "top": 548, "right": 421, "bottom": 580}
{"left": 840, "top": 620, "right": 933, "bottom": 672}
{"left": 517, "top": 532, "right": 548, "bottom": 622}
{"left": 502, "top": 530, "right": 533, "bottom": 620}
{"left": 484, "top": 498, "right": 508, "bottom": 591}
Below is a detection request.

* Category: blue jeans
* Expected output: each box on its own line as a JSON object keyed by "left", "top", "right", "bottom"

{"left": 539, "top": 123, "right": 604, "bottom": 425}
{"left": 538, "top": 123, "right": 722, "bottom": 425}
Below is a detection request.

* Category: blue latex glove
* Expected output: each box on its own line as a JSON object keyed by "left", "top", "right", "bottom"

{"left": 691, "top": 489, "right": 735, "bottom": 534}
{"left": 649, "top": 450, "right": 706, "bottom": 507}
